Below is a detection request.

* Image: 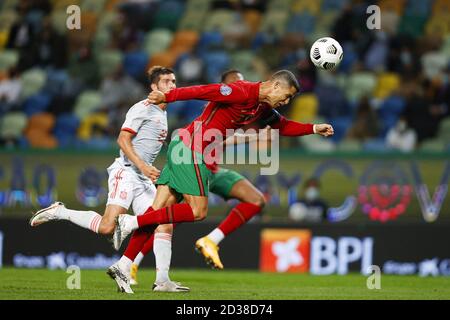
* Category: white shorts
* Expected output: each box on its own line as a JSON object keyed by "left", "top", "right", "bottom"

{"left": 106, "top": 161, "right": 156, "bottom": 215}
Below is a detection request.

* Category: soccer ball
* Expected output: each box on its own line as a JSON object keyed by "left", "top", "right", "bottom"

{"left": 310, "top": 37, "right": 343, "bottom": 71}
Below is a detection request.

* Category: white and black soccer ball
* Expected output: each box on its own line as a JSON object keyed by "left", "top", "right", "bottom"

{"left": 310, "top": 37, "right": 343, "bottom": 71}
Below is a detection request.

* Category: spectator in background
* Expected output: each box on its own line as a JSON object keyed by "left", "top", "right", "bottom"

{"left": 68, "top": 45, "right": 100, "bottom": 89}
{"left": 289, "top": 178, "right": 328, "bottom": 223}
{"left": 403, "top": 79, "right": 447, "bottom": 143}
{"left": 347, "top": 97, "right": 380, "bottom": 141}
{"left": 33, "top": 17, "right": 68, "bottom": 69}
{"left": 6, "top": 1, "right": 36, "bottom": 71}
{"left": 0, "top": 68, "right": 22, "bottom": 115}
{"left": 386, "top": 115, "right": 417, "bottom": 152}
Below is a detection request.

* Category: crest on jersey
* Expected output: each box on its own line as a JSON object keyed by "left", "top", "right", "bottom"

{"left": 120, "top": 191, "right": 127, "bottom": 200}
{"left": 220, "top": 84, "right": 232, "bottom": 96}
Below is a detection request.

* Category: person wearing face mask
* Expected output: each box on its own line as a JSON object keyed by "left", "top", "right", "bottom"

{"left": 386, "top": 115, "right": 417, "bottom": 152}
{"left": 289, "top": 178, "right": 328, "bottom": 222}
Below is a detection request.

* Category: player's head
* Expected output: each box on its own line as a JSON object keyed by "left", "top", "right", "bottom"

{"left": 264, "top": 70, "right": 300, "bottom": 108}
{"left": 221, "top": 69, "right": 244, "bottom": 84}
{"left": 148, "top": 66, "right": 176, "bottom": 94}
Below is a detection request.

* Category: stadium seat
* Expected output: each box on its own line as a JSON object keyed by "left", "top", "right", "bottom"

{"left": 97, "top": 11, "right": 119, "bottom": 33}
{"left": 243, "top": 10, "right": 262, "bottom": 35}
{"left": 0, "top": 31, "right": 8, "bottom": 50}
{"left": 202, "top": 51, "right": 230, "bottom": 83}
{"left": 345, "top": 72, "right": 377, "bottom": 102}
{"left": 404, "top": 0, "right": 433, "bottom": 17}
{"left": 81, "top": 0, "right": 107, "bottom": 13}
{"left": 147, "top": 51, "right": 178, "bottom": 69}
{"left": 20, "top": 69, "right": 47, "bottom": 100}
{"left": 425, "top": 15, "right": 450, "bottom": 38}
{"left": 441, "top": 35, "right": 450, "bottom": 57}
{"left": 24, "top": 113, "right": 58, "bottom": 148}
{"left": 321, "top": 0, "right": 349, "bottom": 12}
{"left": 50, "top": 10, "right": 70, "bottom": 34}
{"left": 315, "top": 84, "right": 349, "bottom": 119}
{"left": 230, "top": 50, "right": 254, "bottom": 72}
{"left": 169, "top": 30, "right": 199, "bottom": 52}
{"left": 0, "top": 10, "right": 18, "bottom": 30}
{"left": 97, "top": 50, "right": 123, "bottom": 77}
{"left": 51, "top": 0, "right": 81, "bottom": 11}
{"left": 289, "top": 94, "right": 318, "bottom": 123}
{"left": 373, "top": 72, "right": 400, "bottom": 99}
{"left": 1, "top": 0, "right": 20, "bottom": 11}
{"left": 152, "top": 0, "right": 185, "bottom": 31}
{"left": 123, "top": 51, "right": 149, "bottom": 79}
{"left": 0, "top": 111, "right": 27, "bottom": 140}
{"left": 329, "top": 116, "right": 352, "bottom": 143}
{"left": 105, "top": 0, "right": 123, "bottom": 12}
{"left": 143, "top": 29, "right": 173, "bottom": 56}
{"left": 73, "top": 90, "right": 102, "bottom": 120}
{"left": 177, "top": 11, "right": 206, "bottom": 31}
{"left": 287, "top": 13, "right": 316, "bottom": 34}
{"left": 377, "top": 95, "right": 406, "bottom": 136}
{"left": 0, "top": 49, "right": 19, "bottom": 72}
{"left": 378, "top": 0, "right": 406, "bottom": 15}
{"left": 54, "top": 113, "right": 80, "bottom": 147}
{"left": 260, "top": 10, "right": 289, "bottom": 37}
{"left": 43, "top": 69, "right": 70, "bottom": 96}
{"left": 362, "top": 138, "right": 389, "bottom": 152}
{"left": 432, "top": 0, "right": 450, "bottom": 15}
{"left": 204, "top": 10, "right": 235, "bottom": 33}
{"left": 78, "top": 113, "right": 109, "bottom": 140}
{"left": 198, "top": 32, "right": 224, "bottom": 51}
{"left": 398, "top": 14, "right": 427, "bottom": 36}
{"left": 23, "top": 93, "right": 53, "bottom": 117}
{"left": 185, "top": 0, "right": 211, "bottom": 15}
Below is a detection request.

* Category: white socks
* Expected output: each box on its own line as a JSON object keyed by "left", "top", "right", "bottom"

{"left": 154, "top": 233, "right": 172, "bottom": 284}
{"left": 207, "top": 228, "right": 225, "bottom": 245}
{"left": 134, "top": 252, "right": 144, "bottom": 267}
{"left": 58, "top": 207, "right": 102, "bottom": 233}
{"left": 118, "top": 256, "right": 132, "bottom": 273}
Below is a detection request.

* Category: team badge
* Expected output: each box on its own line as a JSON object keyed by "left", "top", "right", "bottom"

{"left": 120, "top": 191, "right": 128, "bottom": 200}
{"left": 220, "top": 84, "right": 232, "bottom": 96}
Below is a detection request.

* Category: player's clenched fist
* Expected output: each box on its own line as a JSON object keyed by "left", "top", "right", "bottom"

{"left": 314, "top": 124, "right": 334, "bottom": 137}
{"left": 139, "top": 164, "right": 160, "bottom": 182}
{"left": 147, "top": 90, "right": 166, "bottom": 105}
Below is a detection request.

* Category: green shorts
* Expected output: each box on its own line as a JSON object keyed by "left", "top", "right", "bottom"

{"left": 157, "top": 135, "right": 211, "bottom": 197}
{"left": 209, "top": 168, "right": 245, "bottom": 200}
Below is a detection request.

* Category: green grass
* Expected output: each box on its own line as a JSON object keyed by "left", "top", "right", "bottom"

{"left": 0, "top": 268, "right": 449, "bottom": 300}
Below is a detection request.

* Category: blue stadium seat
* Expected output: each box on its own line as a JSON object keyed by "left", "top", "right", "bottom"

{"left": 321, "top": 0, "right": 349, "bottom": 11}
{"left": 329, "top": 116, "right": 352, "bottom": 143}
{"left": 23, "top": 93, "right": 52, "bottom": 117}
{"left": 201, "top": 51, "right": 230, "bottom": 83}
{"left": 287, "top": 13, "right": 316, "bottom": 34}
{"left": 43, "top": 69, "right": 70, "bottom": 96}
{"left": 123, "top": 51, "right": 149, "bottom": 79}
{"left": 198, "top": 32, "right": 224, "bottom": 51}
{"left": 54, "top": 113, "right": 80, "bottom": 147}
{"left": 377, "top": 95, "right": 406, "bottom": 137}
{"left": 315, "top": 84, "right": 349, "bottom": 119}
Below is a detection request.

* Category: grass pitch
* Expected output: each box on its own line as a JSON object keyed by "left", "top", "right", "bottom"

{"left": 0, "top": 268, "right": 449, "bottom": 300}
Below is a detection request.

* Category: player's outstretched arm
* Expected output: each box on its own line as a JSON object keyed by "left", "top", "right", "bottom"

{"left": 270, "top": 116, "right": 334, "bottom": 137}
{"left": 147, "top": 83, "right": 249, "bottom": 105}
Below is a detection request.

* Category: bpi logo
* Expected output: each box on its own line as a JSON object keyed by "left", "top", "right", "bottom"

{"left": 259, "top": 229, "right": 311, "bottom": 273}
{"left": 259, "top": 229, "right": 374, "bottom": 275}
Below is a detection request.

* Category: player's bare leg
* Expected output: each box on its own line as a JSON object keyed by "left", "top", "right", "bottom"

{"left": 196, "top": 179, "right": 265, "bottom": 269}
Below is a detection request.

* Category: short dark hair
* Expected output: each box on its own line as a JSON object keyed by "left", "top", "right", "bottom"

{"left": 221, "top": 69, "right": 242, "bottom": 83}
{"left": 270, "top": 70, "right": 300, "bottom": 92}
{"left": 147, "top": 66, "right": 175, "bottom": 86}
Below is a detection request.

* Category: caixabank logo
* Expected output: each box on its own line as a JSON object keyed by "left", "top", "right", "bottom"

{"left": 259, "top": 229, "right": 374, "bottom": 275}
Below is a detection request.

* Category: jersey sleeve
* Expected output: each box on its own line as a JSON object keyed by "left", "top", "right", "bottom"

{"left": 165, "top": 82, "right": 250, "bottom": 104}
{"left": 121, "top": 104, "right": 147, "bottom": 135}
{"left": 270, "top": 113, "right": 315, "bottom": 136}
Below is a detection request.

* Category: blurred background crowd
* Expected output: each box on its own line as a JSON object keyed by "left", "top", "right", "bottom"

{"left": 0, "top": 0, "right": 449, "bottom": 152}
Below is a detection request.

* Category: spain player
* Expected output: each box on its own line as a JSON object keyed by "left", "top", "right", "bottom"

{"left": 113, "top": 70, "right": 334, "bottom": 257}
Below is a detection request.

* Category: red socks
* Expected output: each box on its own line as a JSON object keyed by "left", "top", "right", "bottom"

{"left": 123, "top": 225, "right": 156, "bottom": 261}
{"left": 218, "top": 203, "right": 262, "bottom": 236}
{"left": 137, "top": 203, "right": 195, "bottom": 227}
